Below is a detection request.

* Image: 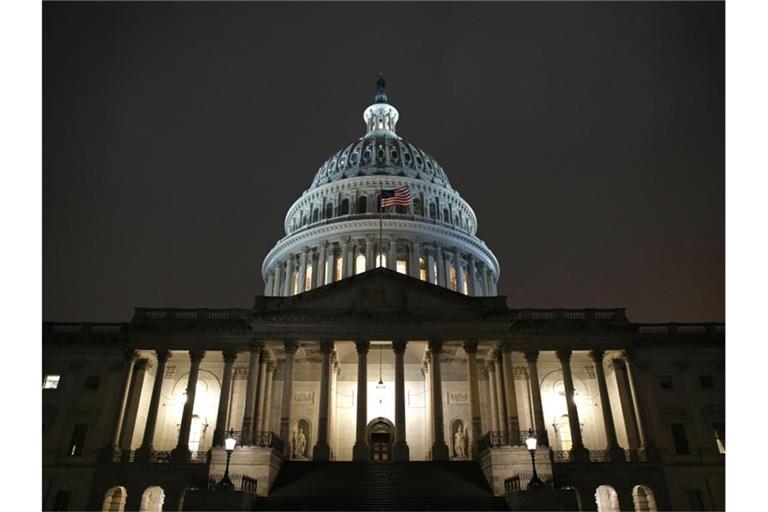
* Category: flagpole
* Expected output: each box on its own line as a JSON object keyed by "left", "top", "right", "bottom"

{"left": 378, "top": 186, "right": 383, "bottom": 268}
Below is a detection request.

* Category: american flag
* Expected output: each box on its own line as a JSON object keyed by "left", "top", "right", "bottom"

{"left": 380, "top": 186, "right": 413, "bottom": 208}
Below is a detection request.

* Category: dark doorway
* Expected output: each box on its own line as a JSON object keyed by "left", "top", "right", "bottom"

{"left": 367, "top": 417, "right": 394, "bottom": 463}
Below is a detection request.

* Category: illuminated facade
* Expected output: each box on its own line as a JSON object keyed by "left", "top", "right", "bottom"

{"left": 42, "top": 80, "right": 724, "bottom": 512}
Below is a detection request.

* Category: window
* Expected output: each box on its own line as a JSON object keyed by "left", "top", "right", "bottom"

{"left": 429, "top": 203, "right": 437, "bottom": 220}
{"left": 395, "top": 204, "right": 408, "bottom": 214}
{"left": 699, "top": 375, "right": 714, "bottom": 389}
{"left": 43, "top": 374, "right": 60, "bottom": 389}
{"left": 68, "top": 423, "right": 89, "bottom": 456}
{"left": 85, "top": 375, "right": 100, "bottom": 390}
{"left": 396, "top": 259, "right": 407, "bottom": 275}
{"left": 443, "top": 208, "right": 450, "bottom": 222}
{"left": 312, "top": 209, "right": 319, "bottom": 223}
{"left": 375, "top": 253, "right": 386, "bottom": 267}
{"left": 304, "top": 264, "right": 313, "bottom": 291}
{"left": 52, "top": 489, "right": 72, "bottom": 511}
{"left": 713, "top": 422, "right": 725, "bottom": 453}
{"left": 419, "top": 257, "right": 427, "bottom": 281}
{"left": 670, "top": 423, "right": 690, "bottom": 455}
{"left": 355, "top": 254, "right": 366, "bottom": 274}
{"left": 340, "top": 198, "right": 350, "bottom": 215}
{"left": 334, "top": 255, "right": 343, "bottom": 282}
{"left": 292, "top": 271, "right": 299, "bottom": 295}
{"left": 449, "top": 265, "right": 458, "bottom": 291}
{"left": 413, "top": 198, "right": 423, "bottom": 216}
{"left": 325, "top": 203, "right": 333, "bottom": 219}
{"left": 357, "top": 196, "right": 367, "bottom": 214}
{"left": 659, "top": 376, "right": 674, "bottom": 390}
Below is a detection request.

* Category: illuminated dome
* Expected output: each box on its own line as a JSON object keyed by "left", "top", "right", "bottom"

{"left": 262, "top": 75, "right": 500, "bottom": 297}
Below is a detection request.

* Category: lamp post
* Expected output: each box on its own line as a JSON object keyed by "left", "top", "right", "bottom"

{"left": 217, "top": 429, "right": 237, "bottom": 490}
{"left": 525, "top": 428, "right": 545, "bottom": 490}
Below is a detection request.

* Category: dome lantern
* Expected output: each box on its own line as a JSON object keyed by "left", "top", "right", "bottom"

{"left": 364, "top": 74, "right": 399, "bottom": 138}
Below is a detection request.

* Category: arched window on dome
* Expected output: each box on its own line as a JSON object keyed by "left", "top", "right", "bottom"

{"left": 340, "top": 198, "right": 350, "bottom": 215}
{"left": 454, "top": 214, "right": 459, "bottom": 226}
{"left": 325, "top": 203, "right": 333, "bottom": 219}
{"left": 302, "top": 214, "right": 308, "bottom": 227}
{"left": 355, "top": 254, "right": 366, "bottom": 275}
{"left": 443, "top": 208, "right": 450, "bottom": 223}
{"left": 312, "top": 209, "right": 319, "bottom": 223}
{"left": 429, "top": 202, "right": 437, "bottom": 220}
{"left": 449, "top": 264, "right": 458, "bottom": 291}
{"left": 413, "top": 198, "right": 423, "bottom": 216}
{"left": 396, "top": 204, "right": 408, "bottom": 214}
{"left": 419, "top": 257, "right": 427, "bottom": 281}
{"left": 357, "top": 196, "right": 368, "bottom": 214}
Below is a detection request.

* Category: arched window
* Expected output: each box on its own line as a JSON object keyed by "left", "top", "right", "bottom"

{"left": 325, "top": 203, "right": 333, "bottom": 219}
{"left": 334, "top": 255, "right": 343, "bottom": 282}
{"left": 305, "top": 264, "right": 313, "bottom": 291}
{"left": 396, "top": 258, "right": 407, "bottom": 275}
{"left": 357, "top": 196, "right": 368, "bottom": 214}
{"left": 454, "top": 214, "right": 459, "bottom": 226}
{"left": 632, "top": 485, "right": 657, "bottom": 512}
{"left": 312, "top": 209, "right": 319, "bottom": 223}
{"left": 340, "top": 198, "right": 350, "bottom": 215}
{"left": 443, "top": 208, "right": 450, "bottom": 222}
{"left": 419, "top": 257, "right": 427, "bottom": 281}
{"left": 301, "top": 214, "right": 308, "bottom": 226}
{"left": 375, "top": 253, "right": 387, "bottom": 267}
{"left": 395, "top": 204, "right": 408, "bottom": 214}
{"left": 595, "top": 485, "right": 620, "bottom": 512}
{"left": 429, "top": 203, "right": 437, "bottom": 220}
{"left": 355, "top": 254, "right": 366, "bottom": 275}
{"left": 139, "top": 486, "right": 165, "bottom": 512}
{"left": 188, "top": 414, "right": 208, "bottom": 454}
{"left": 413, "top": 198, "right": 423, "bottom": 216}
{"left": 102, "top": 486, "right": 127, "bottom": 512}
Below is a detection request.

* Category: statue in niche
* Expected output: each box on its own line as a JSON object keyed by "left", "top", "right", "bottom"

{"left": 454, "top": 424, "right": 467, "bottom": 458}
{"left": 293, "top": 427, "right": 307, "bottom": 459}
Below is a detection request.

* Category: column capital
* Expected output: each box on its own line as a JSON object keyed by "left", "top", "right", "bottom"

{"left": 318, "top": 340, "right": 335, "bottom": 354}
{"left": 284, "top": 340, "right": 300, "bottom": 354}
{"left": 524, "top": 350, "right": 539, "bottom": 363}
{"left": 485, "top": 360, "right": 496, "bottom": 373}
{"left": 134, "top": 358, "right": 149, "bottom": 370}
{"left": 267, "top": 360, "right": 277, "bottom": 373}
{"left": 222, "top": 350, "right": 238, "bottom": 364}
{"left": 621, "top": 348, "right": 635, "bottom": 362}
{"left": 555, "top": 349, "right": 572, "bottom": 362}
{"left": 497, "top": 341, "right": 513, "bottom": 354}
{"left": 249, "top": 340, "right": 266, "bottom": 352}
{"left": 462, "top": 341, "right": 479, "bottom": 354}
{"left": 155, "top": 349, "right": 172, "bottom": 364}
{"left": 428, "top": 339, "right": 443, "bottom": 354}
{"left": 493, "top": 349, "right": 504, "bottom": 363}
{"left": 189, "top": 350, "right": 205, "bottom": 363}
{"left": 123, "top": 349, "right": 140, "bottom": 364}
{"left": 392, "top": 340, "right": 408, "bottom": 354}
{"left": 355, "top": 339, "right": 370, "bottom": 354}
{"left": 589, "top": 349, "right": 606, "bottom": 363}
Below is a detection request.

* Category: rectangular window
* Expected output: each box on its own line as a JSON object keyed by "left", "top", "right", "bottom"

{"left": 659, "top": 376, "right": 674, "bottom": 390}
{"left": 43, "top": 374, "right": 61, "bottom": 389}
{"left": 396, "top": 259, "right": 407, "bottom": 275}
{"left": 84, "top": 375, "right": 100, "bottom": 390}
{"left": 334, "top": 256, "right": 342, "bottom": 282}
{"left": 52, "top": 489, "right": 72, "bottom": 511}
{"left": 713, "top": 422, "right": 725, "bottom": 453}
{"left": 699, "top": 375, "right": 714, "bottom": 389}
{"left": 670, "top": 423, "right": 691, "bottom": 455}
{"left": 68, "top": 423, "right": 88, "bottom": 456}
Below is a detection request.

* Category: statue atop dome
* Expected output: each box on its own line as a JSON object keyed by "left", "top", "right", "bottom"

{"left": 374, "top": 73, "right": 388, "bottom": 104}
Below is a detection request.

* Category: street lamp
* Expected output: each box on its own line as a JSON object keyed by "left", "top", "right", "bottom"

{"left": 217, "top": 429, "right": 237, "bottom": 490}
{"left": 525, "top": 428, "right": 545, "bottom": 490}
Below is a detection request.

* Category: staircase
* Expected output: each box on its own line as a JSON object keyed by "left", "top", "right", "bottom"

{"left": 254, "top": 461, "right": 508, "bottom": 510}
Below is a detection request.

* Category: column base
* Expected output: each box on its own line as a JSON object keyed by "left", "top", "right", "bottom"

{"left": 171, "top": 446, "right": 191, "bottom": 463}
{"left": 608, "top": 445, "right": 626, "bottom": 463}
{"left": 134, "top": 446, "right": 152, "bottom": 463}
{"left": 352, "top": 442, "right": 369, "bottom": 462}
{"left": 431, "top": 442, "right": 450, "bottom": 461}
{"left": 393, "top": 441, "right": 410, "bottom": 461}
{"left": 312, "top": 442, "right": 331, "bottom": 461}
{"left": 568, "top": 445, "right": 590, "bottom": 464}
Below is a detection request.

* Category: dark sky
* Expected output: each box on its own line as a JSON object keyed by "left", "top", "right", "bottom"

{"left": 43, "top": 1, "right": 724, "bottom": 323}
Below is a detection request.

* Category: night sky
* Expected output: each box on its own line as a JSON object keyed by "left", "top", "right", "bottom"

{"left": 43, "top": 2, "right": 724, "bottom": 323}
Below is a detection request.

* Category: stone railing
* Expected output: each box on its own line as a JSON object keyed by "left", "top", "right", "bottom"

{"left": 228, "top": 431, "right": 285, "bottom": 453}
{"left": 625, "top": 448, "right": 648, "bottom": 462}
{"left": 45, "top": 322, "right": 125, "bottom": 335}
{"left": 478, "top": 431, "right": 510, "bottom": 451}
{"left": 504, "top": 472, "right": 555, "bottom": 493}
{"left": 133, "top": 308, "right": 251, "bottom": 322}
{"left": 207, "top": 473, "right": 259, "bottom": 494}
{"left": 637, "top": 323, "right": 724, "bottom": 335}
{"left": 549, "top": 448, "right": 648, "bottom": 463}
{"left": 510, "top": 308, "right": 627, "bottom": 322}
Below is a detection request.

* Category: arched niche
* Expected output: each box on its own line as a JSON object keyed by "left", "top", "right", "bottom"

{"left": 291, "top": 418, "right": 311, "bottom": 459}
{"left": 595, "top": 485, "right": 620, "bottom": 512}
{"left": 450, "top": 418, "right": 469, "bottom": 459}
{"left": 139, "top": 486, "right": 165, "bottom": 512}
{"left": 101, "top": 486, "right": 127, "bottom": 512}
{"left": 632, "top": 485, "right": 658, "bottom": 511}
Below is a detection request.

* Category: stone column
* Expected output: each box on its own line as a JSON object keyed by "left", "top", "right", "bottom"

{"left": 260, "top": 361, "right": 276, "bottom": 432}
{"left": 352, "top": 339, "right": 370, "bottom": 461}
{"left": 392, "top": 340, "right": 410, "bottom": 460}
{"left": 298, "top": 250, "right": 308, "bottom": 293}
{"left": 329, "top": 354, "right": 339, "bottom": 454}
{"left": 467, "top": 255, "right": 477, "bottom": 296}
{"left": 556, "top": 349, "right": 589, "bottom": 462}
{"left": 241, "top": 341, "right": 264, "bottom": 445}
{"left": 272, "top": 264, "right": 282, "bottom": 296}
{"left": 429, "top": 340, "right": 450, "bottom": 460}
{"left": 436, "top": 244, "right": 447, "bottom": 287}
{"left": 463, "top": 341, "right": 482, "bottom": 457}
{"left": 493, "top": 350, "right": 509, "bottom": 436}
{"left": 313, "top": 341, "right": 333, "bottom": 461}
{"left": 454, "top": 248, "right": 465, "bottom": 293}
{"left": 409, "top": 241, "right": 421, "bottom": 278}
{"left": 590, "top": 350, "right": 624, "bottom": 461}
{"left": 341, "top": 238, "right": 351, "bottom": 278}
{"left": 265, "top": 273, "right": 275, "bottom": 297}
{"left": 254, "top": 350, "right": 269, "bottom": 436}
{"left": 623, "top": 351, "right": 657, "bottom": 457}
{"left": 211, "top": 350, "right": 238, "bottom": 447}
{"left": 171, "top": 350, "right": 205, "bottom": 462}
{"left": 108, "top": 350, "right": 138, "bottom": 452}
{"left": 427, "top": 250, "right": 437, "bottom": 284}
{"left": 283, "top": 257, "right": 293, "bottom": 295}
{"left": 423, "top": 355, "right": 433, "bottom": 450}
{"left": 118, "top": 358, "right": 148, "bottom": 454}
{"left": 279, "top": 340, "right": 299, "bottom": 452}
{"left": 388, "top": 237, "right": 397, "bottom": 271}
{"left": 135, "top": 350, "right": 172, "bottom": 461}
{"left": 325, "top": 244, "right": 335, "bottom": 285}
{"left": 500, "top": 343, "right": 521, "bottom": 444}
{"left": 364, "top": 235, "right": 374, "bottom": 270}
{"left": 316, "top": 242, "right": 327, "bottom": 289}
{"left": 524, "top": 350, "right": 548, "bottom": 446}
{"left": 486, "top": 362, "right": 500, "bottom": 432}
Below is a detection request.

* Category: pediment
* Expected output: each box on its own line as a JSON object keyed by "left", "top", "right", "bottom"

{"left": 253, "top": 268, "right": 508, "bottom": 319}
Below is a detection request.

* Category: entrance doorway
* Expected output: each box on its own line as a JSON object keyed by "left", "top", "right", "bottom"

{"left": 367, "top": 417, "right": 394, "bottom": 462}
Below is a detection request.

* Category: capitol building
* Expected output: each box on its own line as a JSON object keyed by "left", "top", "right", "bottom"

{"left": 42, "top": 78, "right": 724, "bottom": 512}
